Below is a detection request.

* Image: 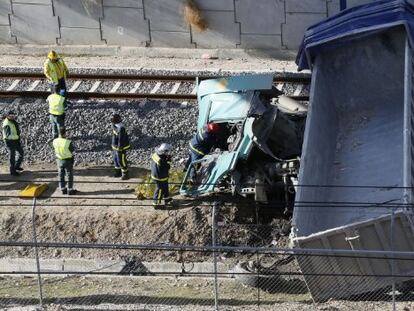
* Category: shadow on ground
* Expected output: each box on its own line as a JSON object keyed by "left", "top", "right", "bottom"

{"left": 0, "top": 294, "right": 310, "bottom": 307}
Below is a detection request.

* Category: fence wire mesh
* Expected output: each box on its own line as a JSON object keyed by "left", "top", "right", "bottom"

{"left": 0, "top": 194, "right": 414, "bottom": 311}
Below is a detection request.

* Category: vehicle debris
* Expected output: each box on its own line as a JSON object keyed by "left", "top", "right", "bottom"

{"left": 180, "top": 74, "right": 307, "bottom": 214}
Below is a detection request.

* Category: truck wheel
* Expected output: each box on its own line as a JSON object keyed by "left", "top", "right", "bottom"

{"left": 233, "top": 262, "right": 282, "bottom": 292}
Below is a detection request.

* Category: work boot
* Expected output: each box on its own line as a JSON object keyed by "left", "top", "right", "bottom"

{"left": 15, "top": 167, "right": 24, "bottom": 172}
{"left": 113, "top": 169, "right": 122, "bottom": 178}
{"left": 152, "top": 203, "right": 164, "bottom": 210}
{"left": 68, "top": 189, "right": 78, "bottom": 195}
{"left": 121, "top": 172, "right": 129, "bottom": 180}
{"left": 61, "top": 188, "right": 68, "bottom": 195}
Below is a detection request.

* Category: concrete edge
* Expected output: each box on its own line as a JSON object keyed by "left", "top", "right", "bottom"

{"left": 0, "top": 45, "right": 297, "bottom": 61}
{"left": 0, "top": 258, "right": 234, "bottom": 276}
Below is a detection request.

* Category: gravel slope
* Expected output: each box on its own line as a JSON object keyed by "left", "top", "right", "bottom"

{"left": 0, "top": 98, "right": 197, "bottom": 167}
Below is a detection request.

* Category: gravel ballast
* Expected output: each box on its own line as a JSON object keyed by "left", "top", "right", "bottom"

{"left": 0, "top": 63, "right": 308, "bottom": 168}
{"left": 0, "top": 98, "right": 197, "bottom": 168}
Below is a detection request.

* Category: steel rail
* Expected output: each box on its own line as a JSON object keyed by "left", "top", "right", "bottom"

{"left": 0, "top": 90, "right": 198, "bottom": 100}
{"left": 0, "top": 72, "right": 311, "bottom": 101}
{"left": 0, "top": 72, "right": 311, "bottom": 83}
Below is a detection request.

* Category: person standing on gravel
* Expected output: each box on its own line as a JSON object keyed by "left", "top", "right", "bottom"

{"left": 44, "top": 50, "right": 69, "bottom": 95}
{"left": 111, "top": 114, "right": 131, "bottom": 180}
{"left": 47, "top": 85, "right": 67, "bottom": 139}
{"left": 2, "top": 110, "right": 24, "bottom": 176}
{"left": 53, "top": 127, "right": 77, "bottom": 195}
{"left": 151, "top": 143, "right": 173, "bottom": 208}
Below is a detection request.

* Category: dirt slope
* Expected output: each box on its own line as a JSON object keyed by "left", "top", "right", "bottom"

{"left": 0, "top": 164, "right": 290, "bottom": 262}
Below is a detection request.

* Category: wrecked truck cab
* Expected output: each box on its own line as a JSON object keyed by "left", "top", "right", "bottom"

{"left": 180, "top": 74, "right": 306, "bottom": 209}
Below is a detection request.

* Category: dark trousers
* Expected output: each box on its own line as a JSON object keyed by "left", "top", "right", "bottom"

{"left": 49, "top": 114, "right": 65, "bottom": 139}
{"left": 152, "top": 180, "right": 170, "bottom": 205}
{"left": 185, "top": 150, "right": 204, "bottom": 179}
{"left": 5, "top": 140, "right": 24, "bottom": 174}
{"left": 49, "top": 78, "right": 67, "bottom": 95}
{"left": 57, "top": 159, "right": 73, "bottom": 190}
{"left": 112, "top": 150, "right": 128, "bottom": 173}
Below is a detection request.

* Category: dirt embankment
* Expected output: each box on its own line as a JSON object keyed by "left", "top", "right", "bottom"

{"left": 0, "top": 203, "right": 290, "bottom": 262}
{"left": 0, "top": 164, "right": 290, "bottom": 262}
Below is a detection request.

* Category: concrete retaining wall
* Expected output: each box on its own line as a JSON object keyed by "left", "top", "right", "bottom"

{"left": 0, "top": 0, "right": 379, "bottom": 51}
{"left": 0, "top": 258, "right": 231, "bottom": 275}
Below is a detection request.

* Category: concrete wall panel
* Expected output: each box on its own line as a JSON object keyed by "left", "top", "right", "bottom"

{"left": 193, "top": 0, "right": 234, "bottom": 11}
{"left": 12, "top": 0, "right": 51, "bottom": 4}
{"left": 327, "top": 0, "right": 340, "bottom": 17}
{"left": 347, "top": 0, "right": 375, "bottom": 7}
{"left": 235, "top": 0, "right": 284, "bottom": 35}
{"left": 282, "top": 13, "right": 326, "bottom": 49}
{"left": 10, "top": 3, "right": 58, "bottom": 44}
{"left": 0, "top": 26, "right": 16, "bottom": 44}
{"left": 328, "top": 0, "right": 376, "bottom": 17}
{"left": 145, "top": 0, "right": 189, "bottom": 32}
{"left": 150, "top": 31, "right": 193, "bottom": 48}
{"left": 286, "top": 0, "right": 327, "bottom": 13}
{"left": 0, "top": 0, "right": 387, "bottom": 50}
{"left": 59, "top": 27, "right": 104, "bottom": 45}
{"left": 240, "top": 34, "right": 282, "bottom": 49}
{"left": 103, "top": 0, "right": 143, "bottom": 8}
{"left": 0, "top": 2, "right": 11, "bottom": 26}
{"left": 54, "top": 0, "right": 102, "bottom": 28}
{"left": 101, "top": 7, "right": 149, "bottom": 46}
{"left": 192, "top": 11, "right": 239, "bottom": 48}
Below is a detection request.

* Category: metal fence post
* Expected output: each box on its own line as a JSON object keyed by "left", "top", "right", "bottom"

{"left": 31, "top": 197, "right": 43, "bottom": 306}
{"left": 212, "top": 202, "right": 220, "bottom": 311}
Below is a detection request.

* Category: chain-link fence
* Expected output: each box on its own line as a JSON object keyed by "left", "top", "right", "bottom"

{"left": 0, "top": 194, "right": 414, "bottom": 311}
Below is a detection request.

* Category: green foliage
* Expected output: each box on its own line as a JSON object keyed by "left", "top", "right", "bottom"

{"left": 136, "top": 170, "right": 184, "bottom": 200}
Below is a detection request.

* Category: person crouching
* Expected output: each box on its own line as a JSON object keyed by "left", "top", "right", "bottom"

{"left": 151, "top": 143, "right": 173, "bottom": 208}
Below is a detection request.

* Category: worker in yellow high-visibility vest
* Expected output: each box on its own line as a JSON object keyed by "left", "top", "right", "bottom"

{"left": 44, "top": 50, "right": 69, "bottom": 95}
{"left": 47, "top": 85, "right": 68, "bottom": 139}
{"left": 52, "top": 127, "right": 77, "bottom": 195}
{"left": 2, "top": 110, "right": 24, "bottom": 176}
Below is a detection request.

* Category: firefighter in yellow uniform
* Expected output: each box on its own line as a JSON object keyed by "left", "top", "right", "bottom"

{"left": 111, "top": 114, "right": 131, "bottom": 180}
{"left": 53, "top": 127, "right": 77, "bottom": 195}
{"left": 150, "top": 143, "right": 173, "bottom": 208}
{"left": 47, "top": 85, "right": 68, "bottom": 139}
{"left": 44, "top": 50, "right": 69, "bottom": 95}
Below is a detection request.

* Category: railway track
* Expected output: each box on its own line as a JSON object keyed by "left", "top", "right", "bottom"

{"left": 0, "top": 72, "right": 311, "bottom": 101}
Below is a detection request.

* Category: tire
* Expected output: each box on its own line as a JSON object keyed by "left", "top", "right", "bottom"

{"left": 233, "top": 262, "right": 282, "bottom": 292}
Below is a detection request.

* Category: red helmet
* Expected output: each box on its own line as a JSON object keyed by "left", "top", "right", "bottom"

{"left": 207, "top": 122, "right": 220, "bottom": 133}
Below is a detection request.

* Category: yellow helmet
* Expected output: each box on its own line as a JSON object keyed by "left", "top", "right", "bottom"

{"left": 47, "top": 50, "right": 58, "bottom": 60}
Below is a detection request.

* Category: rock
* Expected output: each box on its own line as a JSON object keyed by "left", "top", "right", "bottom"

{"left": 201, "top": 53, "right": 218, "bottom": 60}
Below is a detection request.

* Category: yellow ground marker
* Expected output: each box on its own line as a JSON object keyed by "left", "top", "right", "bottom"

{"left": 19, "top": 183, "right": 48, "bottom": 198}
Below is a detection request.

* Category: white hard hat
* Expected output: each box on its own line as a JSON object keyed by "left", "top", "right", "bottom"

{"left": 156, "top": 143, "right": 172, "bottom": 155}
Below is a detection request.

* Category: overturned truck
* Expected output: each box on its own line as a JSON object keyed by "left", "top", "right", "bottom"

{"left": 293, "top": 0, "right": 414, "bottom": 301}
{"left": 180, "top": 74, "right": 306, "bottom": 212}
